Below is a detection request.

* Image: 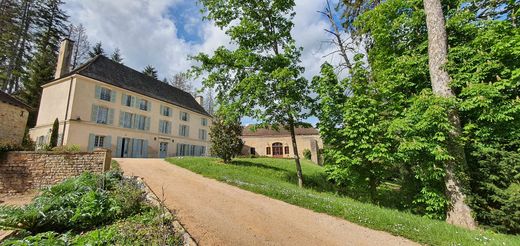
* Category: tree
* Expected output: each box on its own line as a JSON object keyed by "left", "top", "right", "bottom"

{"left": 166, "top": 72, "right": 193, "bottom": 95}
{"left": 423, "top": 0, "right": 476, "bottom": 229}
{"left": 49, "top": 118, "right": 59, "bottom": 148}
{"left": 204, "top": 89, "right": 215, "bottom": 115}
{"left": 110, "top": 47, "right": 123, "bottom": 64}
{"left": 142, "top": 65, "right": 158, "bottom": 79}
{"left": 209, "top": 114, "right": 243, "bottom": 163}
{"left": 192, "top": 0, "right": 311, "bottom": 187}
{"left": 88, "top": 42, "right": 104, "bottom": 58}
{"left": 68, "top": 23, "right": 90, "bottom": 68}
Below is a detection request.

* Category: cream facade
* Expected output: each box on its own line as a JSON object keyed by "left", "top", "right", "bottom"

{"left": 241, "top": 128, "right": 323, "bottom": 164}
{"left": 29, "top": 42, "right": 211, "bottom": 158}
{"left": 30, "top": 75, "right": 211, "bottom": 158}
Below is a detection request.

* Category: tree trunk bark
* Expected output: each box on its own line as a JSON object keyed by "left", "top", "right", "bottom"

{"left": 423, "top": 0, "right": 477, "bottom": 229}
{"left": 288, "top": 118, "right": 304, "bottom": 188}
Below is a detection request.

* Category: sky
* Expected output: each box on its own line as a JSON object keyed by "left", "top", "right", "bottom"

{"left": 63, "top": 0, "right": 344, "bottom": 126}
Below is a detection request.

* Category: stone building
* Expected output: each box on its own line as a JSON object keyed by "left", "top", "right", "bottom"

{"left": 241, "top": 125, "right": 323, "bottom": 164}
{"left": 0, "top": 90, "right": 31, "bottom": 146}
{"left": 29, "top": 39, "right": 211, "bottom": 158}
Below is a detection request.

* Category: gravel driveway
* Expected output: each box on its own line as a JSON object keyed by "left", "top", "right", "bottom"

{"left": 117, "top": 158, "right": 418, "bottom": 246}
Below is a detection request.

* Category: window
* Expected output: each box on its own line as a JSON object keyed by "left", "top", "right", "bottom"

{"left": 96, "top": 106, "right": 109, "bottom": 124}
{"left": 180, "top": 112, "right": 189, "bottom": 121}
{"left": 122, "top": 94, "right": 135, "bottom": 107}
{"left": 266, "top": 147, "right": 271, "bottom": 155}
{"left": 139, "top": 99, "right": 149, "bottom": 111}
{"left": 121, "top": 112, "right": 134, "bottom": 128}
{"left": 161, "top": 105, "right": 171, "bottom": 117}
{"left": 199, "top": 129, "right": 207, "bottom": 140}
{"left": 37, "top": 136, "right": 45, "bottom": 146}
{"left": 135, "top": 115, "right": 147, "bottom": 130}
{"left": 159, "top": 120, "right": 172, "bottom": 134}
{"left": 100, "top": 87, "right": 112, "bottom": 101}
{"left": 201, "top": 118, "right": 208, "bottom": 126}
{"left": 179, "top": 125, "right": 189, "bottom": 137}
{"left": 94, "top": 136, "right": 105, "bottom": 148}
{"left": 250, "top": 147, "right": 256, "bottom": 155}
{"left": 284, "top": 146, "right": 289, "bottom": 154}
{"left": 177, "top": 144, "right": 206, "bottom": 156}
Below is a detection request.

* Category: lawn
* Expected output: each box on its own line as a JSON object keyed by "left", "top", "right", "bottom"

{"left": 166, "top": 157, "right": 520, "bottom": 246}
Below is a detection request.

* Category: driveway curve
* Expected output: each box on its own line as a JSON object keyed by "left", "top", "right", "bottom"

{"left": 116, "top": 158, "right": 418, "bottom": 246}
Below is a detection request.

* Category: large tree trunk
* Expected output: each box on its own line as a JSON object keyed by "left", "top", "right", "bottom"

{"left": 423, "top": 0, "right": 477, "bottom": 229}
{"left": 288, "top": 118, "right": 304, "bottom": 188}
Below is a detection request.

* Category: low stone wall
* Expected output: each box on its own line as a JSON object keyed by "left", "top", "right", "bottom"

{"left": 0, "top": 149, "right": 111, "bottom": 194}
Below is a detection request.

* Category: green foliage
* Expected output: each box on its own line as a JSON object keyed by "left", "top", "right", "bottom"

{"left": 51, "top": 144, "right": 80, "bottom": 153}
{"left": 142, "top": 65, "right": 158, "bottom": 79}
{"left": 49, "top": 118, "right": 59, "bottom": 148}
{"left": 0, "top": 172, "right": 145, "bottom": 234}
{"left": 303, "top": 149, "right": 311, "bottom": 160}
{"left": 88, "top": 42, "right": 104, "bottom": 58}
{"left": 209, "top": 114, "right": 243, "bottom": 163}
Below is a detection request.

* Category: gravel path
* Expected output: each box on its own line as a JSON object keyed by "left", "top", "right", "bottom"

{"left": 117, "top": 158, "right": 418, "bottom": 246}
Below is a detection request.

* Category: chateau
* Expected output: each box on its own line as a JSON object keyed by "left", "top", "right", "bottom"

{"left": 29, "top": 39, "right": 211, "bottom": 158}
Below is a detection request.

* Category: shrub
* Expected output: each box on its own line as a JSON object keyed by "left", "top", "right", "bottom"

{"left": 0, "top": 172, "right": 145, "bottom": 233}
{"left": 303, "top": 149, "right": 311, "bottom": 160}
{"left": 51, "top": 144, "right": 80, "bottom": 153}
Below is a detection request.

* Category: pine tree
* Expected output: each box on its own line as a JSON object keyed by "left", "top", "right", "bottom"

{"left": 142, "top": 65, "right": 158, "bottom": 79}
{"left": 88, "top": 42, "right": 104, "bottom": 58}
{"left": 110, "top": 48, "right": 123, "bottom": 64}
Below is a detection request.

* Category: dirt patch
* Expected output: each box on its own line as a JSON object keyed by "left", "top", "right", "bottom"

{"left": 117, "top": 158, "right": 418, "bottom": 246}
{"left": 0, "top": 190, "right": 38, "bottom": 206}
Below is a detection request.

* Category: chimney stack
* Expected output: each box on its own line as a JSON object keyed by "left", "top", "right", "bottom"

{"left": 54, "top": 38, "right": 74, "bottom": 79}
{"left": 195, "top": 96, "right": 204, "bottom": 106}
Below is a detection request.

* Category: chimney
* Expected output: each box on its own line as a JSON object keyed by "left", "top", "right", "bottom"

{"left": 195, "top": 95, "right": 204, "bottom": 106}
{"left": 54, "top": 38, "right": 74, "bottom": 79}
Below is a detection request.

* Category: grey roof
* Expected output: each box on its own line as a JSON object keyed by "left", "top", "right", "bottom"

{"left": 0, "top": 90, "right": 31, "bottom": 110}
{"left": 242, "top": 125, "right": 319, "bottom": 137}
{"left": 51, "top": 55, "right": 211, "bottom": 117}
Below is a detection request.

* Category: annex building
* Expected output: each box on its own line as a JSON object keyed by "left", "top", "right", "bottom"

{"left": 30, "top": 39, "right": 211, "bottom": 158}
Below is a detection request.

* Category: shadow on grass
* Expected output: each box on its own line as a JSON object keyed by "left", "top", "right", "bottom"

{"left": 229, "top": 160, "right": 289, "bottom": 173}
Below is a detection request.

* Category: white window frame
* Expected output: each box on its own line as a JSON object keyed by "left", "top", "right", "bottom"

{"left": 94, "top": 135, "right": 105, "bottom": 148}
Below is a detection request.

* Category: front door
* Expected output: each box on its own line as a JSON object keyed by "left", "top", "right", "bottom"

{"left": 159, "top": 142, "right": 168, "bottom": 158}
{"left": 272, "top": 142, "right": 283, "bottom": 157}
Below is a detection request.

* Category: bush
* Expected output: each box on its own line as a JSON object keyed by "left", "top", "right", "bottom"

{"left": 0, "top": 172, "right": 146, "bottom": 233}
{"left": 303, "top": 149, "right": 311, "bottom": 160}
{"left": 51, "top": 144, "right": 80, "bottom": 153}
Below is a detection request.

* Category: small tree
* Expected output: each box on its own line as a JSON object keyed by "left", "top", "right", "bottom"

{"left": 88, "top": 42, "right": 104, "bottom": 58}
{"left": 142, "top": 65, "right": 158, "bottom": 79}
{"left": 210, "top": 114, "right": 243, "bottom": 163}
{"left": 49, "top": 118, "right": 59, "bottom": 148}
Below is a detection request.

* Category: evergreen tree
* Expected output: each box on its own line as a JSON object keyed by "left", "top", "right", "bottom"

{"left": 49, "top": 118, "right": 59, "bottom": 147}
{"left": 110, "top": 48, "right": 123, "bottom": 64}
{"left": 209, "top": 114, "right": 243, "bottom": 163}
{"left": 142, "top": 65, "right": 158, "bottom": 79}
{"left": 88, "top": 42, "right": 104, "bottom": 58}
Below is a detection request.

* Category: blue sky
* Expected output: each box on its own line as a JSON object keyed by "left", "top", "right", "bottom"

{"left": 64, "top": 0, "right": 343, "bottom": 126}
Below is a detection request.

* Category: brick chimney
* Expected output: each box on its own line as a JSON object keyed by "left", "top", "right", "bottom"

{"left": 195, "top": 95, "right": 203, "bottom": 106}
{"left": 54, "top": 38, "right": 74, "bottom": 79}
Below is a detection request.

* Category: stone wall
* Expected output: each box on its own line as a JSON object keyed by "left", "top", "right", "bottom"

{"left": 0, "top": 102, "right": 29, "bottom": 146}
{"left": 0, "top": 149, "right": 111, "bottom": 194}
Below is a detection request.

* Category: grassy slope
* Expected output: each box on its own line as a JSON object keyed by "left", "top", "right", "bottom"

{"left": 166, "top": 157, "right": 520, "bottom": 246}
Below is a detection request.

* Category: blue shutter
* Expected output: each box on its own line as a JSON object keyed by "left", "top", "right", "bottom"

{"left": 91, "top": 105, "right": 98, "bottom": 122}
{"left": 159, "top": 120, "right": 164, "bottom": 133}
{"left": 95, "top": 85, "right": 101, "bottom": 99}
{"left": 119, "top": 111, "right": 124, "bottom": 127}
{"left": 132, "top": 139, "right": 140, "bottom": 158}
{"left": 167, "top": 122, "right": 172, "bottom": 134}
{"left": 145, "top": 117, "right": 150, "bottom": 131}
{"left": 104, "top": 136, "right": 112, "bottom": 149}
{"left": 135, "top": 99, "right": 141, "bottom": 109}
{"left": 130, "top": 96, "right": 135, "bottom": 107}
{"left": 143, "top": 140, "right": 148, "bottom": 157}
{"left": 121, "top": 93, "right": 126, "bottom": 105}
{"left": 110, "top": 90, "right": 116, "bottom": 102}
{"left": 116, "top": 137, "right": 122, "bottom": 157}
{"left": 108, "top": 109, "right": 114, "bottom": 125}
{"left": 132, "top": 114, "right": 138, "bottom": 129}
{"left": 88, "top": 134, "right": 95, "bottom": 152}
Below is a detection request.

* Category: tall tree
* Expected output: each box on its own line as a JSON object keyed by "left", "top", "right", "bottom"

{"left": 423, "top": 0, "right": 476, "bottom": 229}
{"left": 49, "top": 118, "right": 59, "bottom": 147}
{"left": 88, "top": 42, "right": 104, "bottom": 58}
{"left": 110, "top": 47, "right": 123, "bottom": 64}
{"left": 20, "top": 0, "right": 68, "bottom": 126}
{"left": 209, "top": 113, "right": 243, "bottom": 163}
{"left": 192, "top": 0, "right": 311, "bottom": 187}
{"left": 204, "top": 89, "right": 215, "bottom": 115}
{"left": 142, "top": 65, "right": 158, "bottom": 79}
{"left": 167, "top": 72, "right": 193, "bottom": 95}
{"left": 68, "top": 23, "right": 90, "bottom": 68}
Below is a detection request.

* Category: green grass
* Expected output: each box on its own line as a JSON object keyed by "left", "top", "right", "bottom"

{"left": 166, "top": 157, "right": 520, "bottom": 246}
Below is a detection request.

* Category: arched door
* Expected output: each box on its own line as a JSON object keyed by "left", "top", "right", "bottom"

{"left": 272, "top": 142, "right": 283, "bottom": 157}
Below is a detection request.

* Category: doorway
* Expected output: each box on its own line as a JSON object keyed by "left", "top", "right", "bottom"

{"left": 159, "top": 142, "right": 168, "bottom": 158}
